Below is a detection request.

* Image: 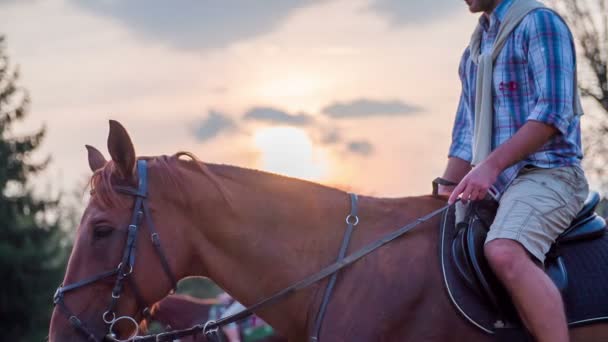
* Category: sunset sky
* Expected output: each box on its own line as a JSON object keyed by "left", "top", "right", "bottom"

{"left": 2, "top": 0, "right": 599, "bottom": 197}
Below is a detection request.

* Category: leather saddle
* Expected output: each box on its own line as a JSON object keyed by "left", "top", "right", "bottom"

{"left": 441, "top": 191, "right": 608, "bottom": 335}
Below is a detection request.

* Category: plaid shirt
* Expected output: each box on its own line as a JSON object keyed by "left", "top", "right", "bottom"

{"left": 449, "top": 0, "right": 583, "bottom": 197}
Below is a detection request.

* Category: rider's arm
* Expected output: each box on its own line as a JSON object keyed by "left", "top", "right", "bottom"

{"left": 442, "top": 50, "right": 473, "bottom": 195}
{"left": 484, "top": 121, "right": 557, "bottom": 175}
{"left": 440, "top": 157, "right": 472, "bottom": 195}
{"left": 448, "top": 121, "right": 557, "bottom": 204}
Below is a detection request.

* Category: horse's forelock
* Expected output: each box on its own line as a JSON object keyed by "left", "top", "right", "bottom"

{"left": 89, "top": 161, "right": 131, "bottom": 208}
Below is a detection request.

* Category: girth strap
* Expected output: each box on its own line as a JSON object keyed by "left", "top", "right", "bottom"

{"left": 311, "top": 193, "right": 359, "bottom": 341}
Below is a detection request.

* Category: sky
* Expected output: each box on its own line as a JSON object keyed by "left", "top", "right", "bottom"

{"left": 1, "top": 0, "right": 480, "bottom": 197}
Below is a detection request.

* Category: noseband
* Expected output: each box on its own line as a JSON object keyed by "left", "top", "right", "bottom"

{"left": 53, "top": 160, "right": 178, "bottom": 342}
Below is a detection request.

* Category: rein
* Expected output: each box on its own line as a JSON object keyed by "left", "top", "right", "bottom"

{"left": 114, "top": 200, "right": 455, "bottom": 341}
{"left": 55, "top": 159, "right": 454, "bottom": 341}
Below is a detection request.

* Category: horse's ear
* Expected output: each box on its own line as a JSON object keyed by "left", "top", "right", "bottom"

{"left": 107, "top": 120, "right": 136, "bottom": 180}
{"left": 86, "top": 144, "right": 107, "bottom": 172}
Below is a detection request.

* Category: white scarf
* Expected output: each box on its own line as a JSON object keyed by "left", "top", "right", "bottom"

{"left": 469, "top": 0, "right": 584, "bottom": 165}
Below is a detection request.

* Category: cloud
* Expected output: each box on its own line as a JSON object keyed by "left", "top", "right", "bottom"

{"left": 347, "top": 140, "right": 374, "bottom": 156}
{"left": 322, "top": 98, "right": 420, "bottom": 119}
{"left": 367, "top": 0, "right": 461, "bottom": 26}
{"left": 244, "top": 107, "right": 313, "bottom": 126}
{"left": 69, "top": 0, "right": 319, "bottom": 50}
{"left": 193, "top": 110, "right": 236, "bottom": 142}
{"left": 0, "top": 0, "right": 36, "bottom": 4}
{"left": 320, "top": 128, "right": 341, "bottom": 145}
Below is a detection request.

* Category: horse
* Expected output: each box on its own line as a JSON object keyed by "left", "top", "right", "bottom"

{"left": 142, "top": 293, "right": 285, "bottom": 342}
{"left": 48, "top": 120, "right": 608, "bottom": 341}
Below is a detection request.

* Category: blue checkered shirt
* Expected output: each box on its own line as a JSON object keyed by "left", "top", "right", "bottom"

{"left": 448, "top": 0, "right": 583, "bottom": 197}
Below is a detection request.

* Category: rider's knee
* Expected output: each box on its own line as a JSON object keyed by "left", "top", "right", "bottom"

{"left": 484, "top": 239, "right": 527, "bottom": 280}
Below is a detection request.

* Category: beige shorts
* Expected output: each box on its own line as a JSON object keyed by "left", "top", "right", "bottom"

{"left": 485, "top": 165, "right": 589, "bottom": 263}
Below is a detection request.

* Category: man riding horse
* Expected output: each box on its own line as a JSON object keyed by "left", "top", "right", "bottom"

{"left": 439, "top": 0, "right": 588, "bottom": 341}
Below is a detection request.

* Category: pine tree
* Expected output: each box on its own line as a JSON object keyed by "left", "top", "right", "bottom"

{"left": 0, "top": 35, "right": 68, "bottom": 341}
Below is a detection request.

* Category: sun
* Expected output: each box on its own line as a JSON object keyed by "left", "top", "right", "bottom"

{"left": 253, "top": 126, "right": 327, "bottom": 181}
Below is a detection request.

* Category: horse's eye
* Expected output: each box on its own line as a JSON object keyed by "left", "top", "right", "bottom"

{"left": 93, "top": 226, "right": 114, "bottom": 240}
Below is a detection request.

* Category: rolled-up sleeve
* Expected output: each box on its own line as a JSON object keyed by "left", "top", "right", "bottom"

{"left": 525, "top": 9, "right": 576, "bottom": 135}
{"left": 448, "top": 49, "right": 473, "bottom": 162}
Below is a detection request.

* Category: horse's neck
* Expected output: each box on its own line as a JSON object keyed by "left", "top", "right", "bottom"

{"left": 181, "top": 163, "right": 443, "bottom": 337}
{"left": 183, "top": 164, "right": 353, "bottom": 334}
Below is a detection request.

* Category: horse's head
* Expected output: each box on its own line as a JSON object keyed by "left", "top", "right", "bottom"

{"left": 49, "top": 121, "right": 201, "bottom": 341}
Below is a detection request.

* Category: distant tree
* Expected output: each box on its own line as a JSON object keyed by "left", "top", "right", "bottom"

{"left": 550, "top": 0, "right": 608, "bottom": 194}
{"left": 0, "top": 35, "right": 68, "bottom": 341}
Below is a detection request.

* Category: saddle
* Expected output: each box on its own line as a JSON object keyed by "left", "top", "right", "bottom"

{"left": 441, "top": 191, "right": 608, "bottom": 337}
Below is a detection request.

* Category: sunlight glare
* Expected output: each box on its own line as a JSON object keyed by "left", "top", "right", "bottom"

{"left": 258, "top": 73, "right": 325, "bottom": 100}
{"left": 253, "top": 126, "right": 327, "bottom": 181}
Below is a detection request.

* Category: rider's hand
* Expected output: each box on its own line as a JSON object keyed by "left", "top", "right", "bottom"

{"left": 448, "top": 160, "right": 500, "bottom": 204}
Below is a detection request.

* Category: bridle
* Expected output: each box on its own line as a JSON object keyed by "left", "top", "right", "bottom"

{"left": 53, "top": 160, "right": 178, "bottom": 342}
{"left": 53, "top": 159, "right": 456, "bottom": 342}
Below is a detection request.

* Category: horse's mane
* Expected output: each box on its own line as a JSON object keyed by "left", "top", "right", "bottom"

{"left": 89, "top": 152, "right": 231, "bottom": 209}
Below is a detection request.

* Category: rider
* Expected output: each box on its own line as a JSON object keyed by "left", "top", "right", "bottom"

{"left": 440, "top": 0, "right": 588, "bottom": 341}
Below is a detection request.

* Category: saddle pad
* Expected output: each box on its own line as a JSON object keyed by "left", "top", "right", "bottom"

{"left": 560, "top": 232, "right": 608, "bottom": 325}
{"left": 440, "top": 206, "right": 608, "bottom": 333}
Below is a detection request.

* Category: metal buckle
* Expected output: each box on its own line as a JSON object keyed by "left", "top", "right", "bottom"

{"left": 203, "top": 320, "right": 219, "bottom": 336}
{"left": 103, "top": 310, "right": 116, "bottom": 324}
{"left": 53, "top": 286, "right": 63, "bottom": 304}
{"left": 116, "top": 262, "right": 133, "bottom": 277}
{"left": 151, "top": 233, "right": 160, "bottom": 245}
{"left": 345, "top": 214, "right": 359, "bottom": 226}
{"left": 122, "top": 264, "right": 133, "bottom": 277}
{"left": 108, "top": 316, "right": 139, "bottom": 342}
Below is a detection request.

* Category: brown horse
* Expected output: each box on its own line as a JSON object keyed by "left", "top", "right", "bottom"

{"left": 49, "top": 120, "right": 608, "bottom": 341}
{"left": 143, "top": 293, "right": 285, "bottom": 342}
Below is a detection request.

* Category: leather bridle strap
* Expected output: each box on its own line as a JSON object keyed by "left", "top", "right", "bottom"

{"left": 141, "top": 200, "right": 178, "bottom": 288}
{"left": 54, "top": 298, "right": 100, "bottom": 342}
{"left": 311, "top": 193, "right": 358, "bottom": 341}
{"left": 104, "top": 162, "right": 150, "bottom": 324}
{"left": 107, "top": 200, "right": 456, "bottom": 342}
{"left": 52, "top": 160, "right": 177, "bottom": 341}
{"left": 200, "top": 201, "right": 455, "bottom": 338}
{"left": 54, "top": 269, "right": 120, "bottom": 342}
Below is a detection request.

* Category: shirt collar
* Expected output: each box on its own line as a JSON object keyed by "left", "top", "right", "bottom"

{"left": 478, "top": 0, "right": 515, "bottom": 31}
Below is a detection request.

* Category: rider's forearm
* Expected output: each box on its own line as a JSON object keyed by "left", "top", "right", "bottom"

{"left": 440, "top": 157, "right": 472, "bottom": 194}
{"left": 484, "top": 120, "right": 557, "bottom": 173}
